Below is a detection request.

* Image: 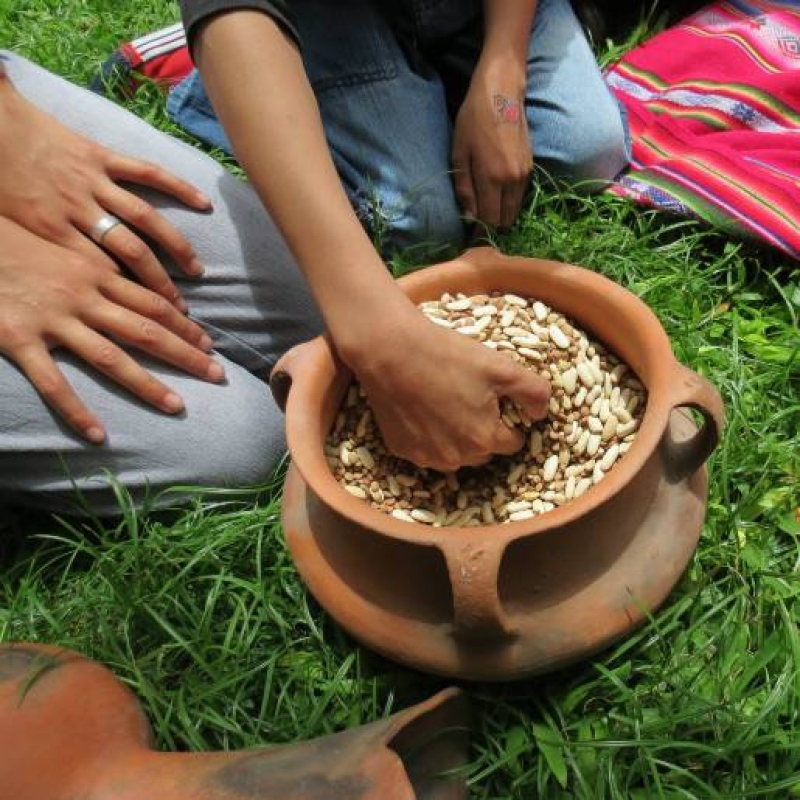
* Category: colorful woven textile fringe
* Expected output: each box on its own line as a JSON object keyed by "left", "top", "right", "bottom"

{"left": 606, "top": 0, "right": 800, "bottom": 259}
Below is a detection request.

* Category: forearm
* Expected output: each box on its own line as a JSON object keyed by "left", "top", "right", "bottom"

{"left": 480, "top": 0, "right": 537, "bottom": 79}
{"left": 192, "top": 11, "right": 417, "bottom": 360}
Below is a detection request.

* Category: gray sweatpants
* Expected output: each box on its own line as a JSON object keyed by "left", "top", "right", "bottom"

{"left": 0, "top": 52, "right": 324, "bottom": 515}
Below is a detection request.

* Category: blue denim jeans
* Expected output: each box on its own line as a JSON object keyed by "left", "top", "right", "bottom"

{"left": 168, "top": 0, "right": 628, "bottom": 251}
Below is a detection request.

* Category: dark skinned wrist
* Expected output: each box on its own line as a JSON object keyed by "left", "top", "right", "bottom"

{"left": 332, "top": 297, "right": 425, "bottom": 375}
{"left": 472, "top": 54, "right": 526, "bottom": 95}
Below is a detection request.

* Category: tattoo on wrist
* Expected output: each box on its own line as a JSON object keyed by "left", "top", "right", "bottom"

{"left": 493, "top": 94, "right": 522, "bottom": 125}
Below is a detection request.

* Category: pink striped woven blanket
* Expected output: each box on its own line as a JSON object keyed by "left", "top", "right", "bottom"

{"left": 606, "top": 0, "right": 800, "bottom": 259}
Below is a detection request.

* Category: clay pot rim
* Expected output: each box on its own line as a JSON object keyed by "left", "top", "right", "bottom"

{"left": 279, "top": 248, "right": 706, "bottom": 548}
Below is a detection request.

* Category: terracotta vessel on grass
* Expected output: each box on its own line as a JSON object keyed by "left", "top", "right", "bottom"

{"left": 270, "top": 247, "right": 725, "bottom": 681}
{"left": 0, "top": 643, "right": 469, "bottom": 800}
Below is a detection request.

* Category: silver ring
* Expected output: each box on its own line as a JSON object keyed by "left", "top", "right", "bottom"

{"left": 88, "top": 214, "right": 122, "bottom": 245}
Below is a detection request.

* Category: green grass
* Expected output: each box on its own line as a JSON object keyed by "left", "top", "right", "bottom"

{"left": 1, "top": 3, "right": 799, "bottom": 798}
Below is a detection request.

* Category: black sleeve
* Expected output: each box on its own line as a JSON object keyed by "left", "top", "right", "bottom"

{"left": 179, "top": 1, "right": 299, "bottom": 52}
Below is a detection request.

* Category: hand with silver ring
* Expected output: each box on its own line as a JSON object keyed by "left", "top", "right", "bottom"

{"left": 88, "top": 214, "right": 122, "bottom": 245}
{"left": 0, "top": 217, "right": 225, "bottom": 444}
{"left": 0, "top": 74, "right": 212, "bottom": 310}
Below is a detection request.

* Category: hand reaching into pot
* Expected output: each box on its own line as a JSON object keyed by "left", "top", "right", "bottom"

{"left": 0, "top": 217, "right": 224, "bottom": 443}
{"left": 345, "top": 309, "right": 550, "bottom": 472}
{"left": 191, "top": 11, "right": 549, "bottom": 472}
{"left": 0, "top": 74, "right": 211, "bottom": 311}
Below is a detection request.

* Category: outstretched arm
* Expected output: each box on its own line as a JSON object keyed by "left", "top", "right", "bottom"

{"left": 191, "top": 10, "right": 550, "bottom": 470}
{"left": 191, "top": 11, "right": 410, "bottom": 361}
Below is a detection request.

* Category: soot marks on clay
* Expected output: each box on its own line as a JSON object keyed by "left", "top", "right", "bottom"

{"left": 0, "top": 645, "right": 63, "bottom": 686}
{"left": 213, "top": 738, "right": 373, "bottom": 799}
{"left": 0, "top": 645, "right": 67, "bottom": 708}
{"left": 0, "top": 645, "right": 40, "bottom": 682}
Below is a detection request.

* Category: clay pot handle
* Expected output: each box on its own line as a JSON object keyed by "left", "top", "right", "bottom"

{"left": 269, "top": 341, "right": 319, "bottom": 413}
{"left": 666, "top": 364, "right": 725, "bottom": 480}
{"left": 443, "top": 540, "right": 518, "bottom": 644}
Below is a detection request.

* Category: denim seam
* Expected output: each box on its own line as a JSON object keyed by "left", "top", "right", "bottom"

{"left": 312, "top": 63, "right": 399, "bottom": 93}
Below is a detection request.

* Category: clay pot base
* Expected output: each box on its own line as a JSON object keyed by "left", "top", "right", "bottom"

{"left": 283, "top": 410, "right": 708, "bottom": 681}
{"left": 0, "top": 644, "right": 469, "bottom": 800}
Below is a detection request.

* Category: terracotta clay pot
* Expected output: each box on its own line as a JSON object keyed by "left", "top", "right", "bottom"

{"left": 0, "top": 643, "right": 469, "bottom": 800}
{"left": 270, "top": 247, "right": 725, "bottom": 681}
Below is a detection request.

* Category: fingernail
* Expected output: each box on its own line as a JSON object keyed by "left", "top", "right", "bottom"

{"left": 199, "top": 333, "right": 214, "bottom": 351}
{"left": 175, "top": 296, "right": 189, "bottom": 314}
{"left": 207, "top": 361, "right": 225, "bottom": 382}
{"left": 187, "top": 258, "right": 205, "bottom": 277}
{"left": 163, "top": 392, "right": 185, "bottom": 413}
{"left": 197, "top": 192, "right": 213, "bottom": 208}
{"left": 86, "top": 426, "right": 106, "bottom": 444}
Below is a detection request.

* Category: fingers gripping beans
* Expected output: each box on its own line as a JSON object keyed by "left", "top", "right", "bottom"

{"left": 326, "top": 292, "right": 648, "bottom": 527}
